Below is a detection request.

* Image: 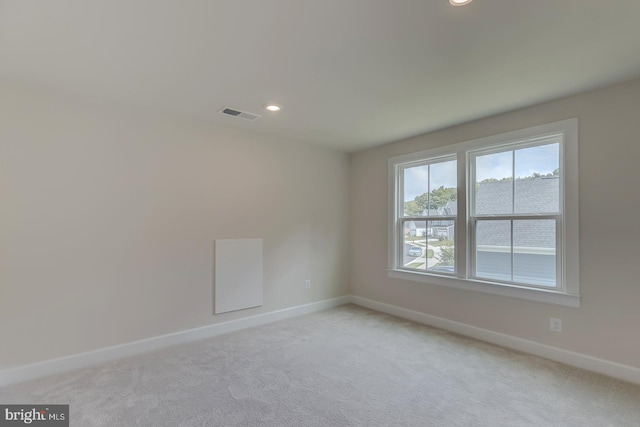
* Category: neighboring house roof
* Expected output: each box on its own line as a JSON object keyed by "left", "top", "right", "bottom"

{"left": 440, "top": 201, "right": 457, "bottom": 216}
{"left": 475, "top": 177, "right": 559, "bottom": 248}
{"left": 409, "top": 177, "right": 558, "bottom": 248}
{"left": 476, "top": 177, "right": 559, "bottom": 215}
{"left": 423, "top": 201, "right": 457, "bottom": 217}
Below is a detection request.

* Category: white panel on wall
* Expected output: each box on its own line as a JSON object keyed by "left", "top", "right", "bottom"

{"left": 214, "top": 239, "right": 263, "bottom": 314}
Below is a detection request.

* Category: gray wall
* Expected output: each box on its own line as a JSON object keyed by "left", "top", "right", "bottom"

{"left": 3, "top": 75, "right": 640, "bottom": 372}
{"left": 0, "top": 80, "right": 350, "bottom": 367}
{"left": 349, "top": 77, "right": 640, "bottom": 369}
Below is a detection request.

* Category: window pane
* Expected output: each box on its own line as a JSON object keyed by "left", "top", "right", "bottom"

{"left": 427, "top": 160, "right": 457, "bottom": 216}
{"left": 402, "top": 220, "right": 455, "bottom": 273}
{"left": 475, "top": 151, "right": 513, "bottom": 215}
{"left": 403, "top": 165, "right": 428, "bottom": 216}
{"left": 514, "top": 144, "right": 560, "bottom": 214}
{"left": 402, "top": 220, "right": 427, "bottom": 269}
{"left": 513, "top": 220, "right": 556, "bottom": 287}
{"left": 475, "top": 220, "right": 511, "bottom": 282}
{"left": 427, "top": 220, "right": 455, "bottom": 274}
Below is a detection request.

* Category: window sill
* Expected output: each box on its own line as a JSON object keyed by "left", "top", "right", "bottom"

{"left": 388, "top": 269, "right": 580, "bottom": 308}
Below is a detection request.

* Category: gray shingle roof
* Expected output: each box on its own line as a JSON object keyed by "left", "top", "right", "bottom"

{"left": 424, "top": 201, "right": 457, "bottom": 216}
{"left": 476, "top": 177, "right": 559, "bottom": 215}
{"left": 475, "top": 177, "right": 559, "bottom": 248}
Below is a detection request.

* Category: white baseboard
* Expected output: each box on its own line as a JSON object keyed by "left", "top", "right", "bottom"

{"left": 348, "top": 295, "right": 640, "bottom": 385}
{"left": 0, "top": 296, "right": 350, "bottom": 387}
{"left": 4, "top": 295, "right": 638, "bottom": 388}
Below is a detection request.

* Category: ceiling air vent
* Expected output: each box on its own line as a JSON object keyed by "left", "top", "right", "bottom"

{"left": 218, "top": 107, "right": 261, "bottom": 121}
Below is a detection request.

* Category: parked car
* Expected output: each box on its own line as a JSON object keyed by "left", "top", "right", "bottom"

{"left": 408, "top": 246, "right": 422, "bottom": 257}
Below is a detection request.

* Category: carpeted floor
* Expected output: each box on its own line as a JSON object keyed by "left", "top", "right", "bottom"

{"left": 1, "top": 304, "right": 639, "bottom": 426}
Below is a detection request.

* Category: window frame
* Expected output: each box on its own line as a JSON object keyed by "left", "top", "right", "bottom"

{"left": 396, "top": 155, "right": 458, "bottom": 275}
{"left": 388, "top": 119, "right": 579, "bottom": 307}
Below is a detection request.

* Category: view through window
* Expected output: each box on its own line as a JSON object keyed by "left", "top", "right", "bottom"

{"left": 389, "top": 119, "right": 579, "bottom": 306}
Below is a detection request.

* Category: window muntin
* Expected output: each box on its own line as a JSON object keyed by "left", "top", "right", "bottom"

{"left": 388, "top": 119, "right": 579, "bottom": 306}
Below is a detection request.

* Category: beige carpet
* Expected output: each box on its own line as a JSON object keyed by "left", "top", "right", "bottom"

{"left": 1, "top": 304, "right": 639, "bottom": 426}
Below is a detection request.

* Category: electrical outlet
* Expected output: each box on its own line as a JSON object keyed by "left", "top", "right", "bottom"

{"left": 305, "top": 279, "right": 311, "bottom": 289}
{"left": 550, "top": 317, "right": 562, "bottom": 332}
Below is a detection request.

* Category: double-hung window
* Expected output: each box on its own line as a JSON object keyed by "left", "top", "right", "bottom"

{"left": 388, "top": 119, "right": 579, "bottom": 307}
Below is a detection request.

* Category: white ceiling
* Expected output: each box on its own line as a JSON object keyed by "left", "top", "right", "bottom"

{"left": 2, "top": 0, "right": 640, "bottom": 152}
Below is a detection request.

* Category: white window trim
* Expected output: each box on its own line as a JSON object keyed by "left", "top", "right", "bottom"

{"left": 388, "top": 118, "right": 580, "bottom": 308}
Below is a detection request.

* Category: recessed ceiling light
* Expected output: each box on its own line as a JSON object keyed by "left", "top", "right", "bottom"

{"left": 450, "top": 0, "right": 473, "bottom": 5}
{"left": 265, "top": 105, "right": 281, "bottom": 112}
